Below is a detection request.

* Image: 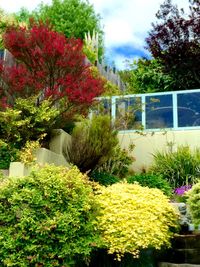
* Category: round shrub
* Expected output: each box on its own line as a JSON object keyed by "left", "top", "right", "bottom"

{"left": 95, "top": 182, "right": 178, "bottom": 260}
{"left": 126, "top": 173, "right": 172, "bottom": 196}
{"left": 187, "top": 181, "right": 200, "bottom": 225}
{"left": 0, "top": 165, "right": 100, "bottom": 267}
{"left": 90, "top": 171, "right": 120, "bottom": 186}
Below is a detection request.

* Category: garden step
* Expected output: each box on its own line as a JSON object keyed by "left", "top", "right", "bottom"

{"left": 163, "top": 248, "right": 200, "bottom": 264}
{"left": 173, "top": 248, "right": 200, "bottom": 264}
{"left": 159, "top": 263, "right": 200, "bottom": 267}
{"left": 172, "top": 234, "right": 200, "bottom": 249}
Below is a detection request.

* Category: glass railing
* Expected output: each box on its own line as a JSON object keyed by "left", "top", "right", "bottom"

{"left": 92, "top": 89, "right": 200, "bottom": 131}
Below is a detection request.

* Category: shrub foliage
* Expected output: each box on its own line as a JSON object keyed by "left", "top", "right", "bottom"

{"left": 66, "top": 115, "right": 119, "bottom": 173}
{"left": 187, "top": 181, "right": 200, "bottom": 225}
{"left": 0, "top": 165, "right": 100, "bottom": 266}
{"left": 95, "top": 182, "right": 178, "bottom": 259}
{"left": 126, "top": 173, "right": 172, "bottom": 196}
{"left": 0, "top": 97, "right": 59, "bottom": 148}
{"left": 0, "top": 139, "right": 19, "bottom": 169}
{"left": 90, "top": 171, "right": 120, "bottom": 186}
{"left": 96, "top": 145, "right": 134, "bottom": 178}
{"left": 151, "top": 145, "right": 200, "bottom": 188}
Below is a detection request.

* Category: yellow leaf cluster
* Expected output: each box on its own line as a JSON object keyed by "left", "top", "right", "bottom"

{"left": 95, "top": 182, "right": 179, "bottom": 259}
{"left": 18, "top": 134, "right": 46, "bottom": 165}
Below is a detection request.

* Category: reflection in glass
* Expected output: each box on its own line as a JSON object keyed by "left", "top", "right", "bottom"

{"left": 145, "top": 95, "right": 173, "bottom": 129}
{"left": 0, "top": 49, "right": 4, "bottom": 60}
{"left": 115, "top": 97, "right": 142, "bottom": 130}
{"left": 92, "top": 98, "right": 111, "bottom": 117}
{"left": 178, "top": 92, "right": 200, "bottom": 127}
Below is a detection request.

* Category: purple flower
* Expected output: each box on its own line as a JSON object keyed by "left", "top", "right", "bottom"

{"left": 174, "top": 185, "right": 192, "bottom": 196}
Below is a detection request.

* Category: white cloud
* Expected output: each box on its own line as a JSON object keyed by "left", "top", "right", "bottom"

{"left": 0, "top": 0, "right": 51, "bottom": 13}
{"left": 90, "top": 0, "right": 189, "bottom": 48}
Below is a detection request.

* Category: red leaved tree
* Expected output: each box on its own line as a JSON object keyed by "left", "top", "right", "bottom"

{"left": 146, "top": 0, "right": 200, "bottom": 90}
{"left": 0, "top": 22, "right": 104, "bottom": 119}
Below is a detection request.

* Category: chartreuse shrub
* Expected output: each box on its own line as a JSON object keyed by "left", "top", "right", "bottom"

{"left": 95, "top": 182, "right": 179, "bottom": 260}
{"left": 0, "top": 165, "right": 100, "bottom": 267}
{"left": 0, "top": 97, "right": 59, "bottom": 148}
{"left": 126, "top": 173, "right": 172, "bottom": 197}
{"left": 151, "top": 145, "right": 200, "bottom": 188}
{"left": 187, "top": 181, "right": 200, "bottom": 225}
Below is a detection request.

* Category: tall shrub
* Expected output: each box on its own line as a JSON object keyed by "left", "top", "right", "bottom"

{"left": 0, "top": 165, "right": 100, "bottom": 266}
{"left": 66, "top": 115, "right": 119, "bottom": 173}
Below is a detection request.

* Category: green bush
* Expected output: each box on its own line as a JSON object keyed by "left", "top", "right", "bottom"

{"left": 151, "top": 145, "right": 200, "bottom": 188}
{"left": 90, "top": 171, "right": 120, "bottom": 186}
{"left": 187, "top": 182, "right": 200, "bottom": 225}
{"left": 0, "top": 165, "right": 100, "bottom": 267}
{"left": 66, "top": 115, "right": 119, "bottom": 173}
{"left": 126, "top": 173, "right": 172, "bottom": 196}
{"left": 95, "top": 182, "right": 178, "bottom": 260}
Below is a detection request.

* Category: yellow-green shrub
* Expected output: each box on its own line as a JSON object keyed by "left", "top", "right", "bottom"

{"left": 95, "top": 182, "right": 179, "bottom": 260}
{"left": 187, "top": 182, "right": 200, "bottom": 225}
{"left": 0, "top": 165, "right": 100, "bottom": 266}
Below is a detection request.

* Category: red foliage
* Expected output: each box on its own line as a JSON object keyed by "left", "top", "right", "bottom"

{"left": 146, "top": 0, "right": 200, "bottom": 90}
{"left": 0, "top": 22, "right": 104, "bottom": 112}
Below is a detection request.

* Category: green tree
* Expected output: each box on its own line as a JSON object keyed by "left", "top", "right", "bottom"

{"left": 0, "top": 9, "right": 16, "bottom": 49}
{"left": 14, "top": 7, "right": 33, "bottom": 24}
{"left": 120, "top": 58, "right": 175, "bottom": 94}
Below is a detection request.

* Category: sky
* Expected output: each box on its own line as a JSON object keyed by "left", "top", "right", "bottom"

{"left": 0, "top": 0, "right": 189, "bottom": 69}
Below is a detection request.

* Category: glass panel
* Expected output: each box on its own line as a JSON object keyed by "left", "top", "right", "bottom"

{"left": 115, "top": 97, "right": 142, "bottom": 130}
{"left": 0, "top": 49, "right": 4, "bottom": 60}
{"left": 177, "top": 92, "right": 200, "bottom": 127}
{"left": 145, "top": 94, "right": 173, "bottom": 129}
{"left": 91, "top": 98, "right": 111, "bottom": 117}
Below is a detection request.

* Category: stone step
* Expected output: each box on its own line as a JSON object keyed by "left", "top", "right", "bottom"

{"left": 173, "top": 248, "right": 200, "bottom": 264}
{"left": 161, "top": 248, "right": 200, "bottom": 264}
{"left": 172, "top": 234, "right": 200, "bottom": 249}
{"left": 159, "top": 263, "right": 200, "bottom": 267}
